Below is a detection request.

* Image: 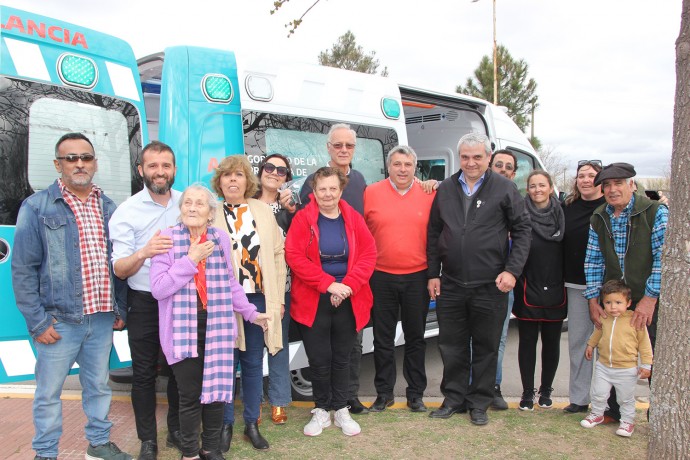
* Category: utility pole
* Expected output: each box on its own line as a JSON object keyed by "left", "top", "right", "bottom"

{"left": 492, "top": 0, "right": 497, "bottom": 105}
{"left": 472, "top": 0, "right": 498, "bottom": 105}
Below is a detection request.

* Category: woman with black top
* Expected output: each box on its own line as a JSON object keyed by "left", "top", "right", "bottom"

{"left": 562, "top": 160, "right": 606, "bottom": 414}
{"left": 513, "top": 171, "right": 566, "bottom": 411}
{"left": 254, "top": 153, "right": 297, "bottom": 425}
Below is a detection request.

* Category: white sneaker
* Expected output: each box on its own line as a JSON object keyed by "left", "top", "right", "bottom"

{"left": 304, "top": 408, "right": 331, "bottom": 436}
{"left": 616, "top": 421, "right": 635, "bottom": 437}
{"left": 334, "top": 407, "right": 361, "bottom": 436}
{"left": 580, "top": 413, "right": 605, "bottom": 428}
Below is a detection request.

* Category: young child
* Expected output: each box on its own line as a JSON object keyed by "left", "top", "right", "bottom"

{"left": 580, "top": 280, "right": 653, "bottom": 437}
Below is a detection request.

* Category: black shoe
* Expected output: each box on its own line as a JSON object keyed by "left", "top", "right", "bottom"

{"left": 470, "top": 408, "right": 489, "bottom": 426}
{"left": 563, "top": 403, "right": 589, "bottom": 413}
{"left": 138, "top": 440, "right": 158, "bottom": 460}
{"left": 429, "top": 404, "right": 463, "bottom": 419}
{"left": 491, "top": 384, "right": 509, "bottom": 410}
{"left": 219, "top": 423, "right": 233, "bottom": 453}
{"left": 166, "top": 430, "right": 183, "bottom": 452}
{"left": 458, "top": 400, "right": 468, "bottom": 414}
{"left": 519, "top": 388, "right": 536, "bottom": 411}
{"left": 347, "top": 398, "right": 369, "bottom": 415}
{"left": 199, "top": 449, "right": 225, "bottom": 460}
{"left": 369, "top": 395, "right": 395, "bottom": 412}
{"left": 244, "top": 422, "right": 269, "bottom": 450}
{"left": 538, "top": 386, "right": 554, "bottom": 408}
{"left": 407, "top": 397, "right": 427, "bottom": 413}
{"left": 34, "top": 457, "right": 57, "bottom": 460}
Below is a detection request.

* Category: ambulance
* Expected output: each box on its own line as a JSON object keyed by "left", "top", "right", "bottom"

{"left": 0, "top": 5, "right": 544, "bottom": 398}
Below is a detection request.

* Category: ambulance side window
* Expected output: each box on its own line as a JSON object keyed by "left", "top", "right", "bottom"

{"left": 242, "top": 111, "right": 397, "bottom": 184}
{"left": 0, "top": 77, "right": 142, "bottom": 225}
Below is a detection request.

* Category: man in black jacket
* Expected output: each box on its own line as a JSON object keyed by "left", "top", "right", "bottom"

{"left": 426, "top": 133, "right": 531, "bottom": 425}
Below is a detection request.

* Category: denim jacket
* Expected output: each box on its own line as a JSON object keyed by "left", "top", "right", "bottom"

{"left": 11, "top": 180, "right": 127, "bottom": 338}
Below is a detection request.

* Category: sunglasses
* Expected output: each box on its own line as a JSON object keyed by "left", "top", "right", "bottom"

{"left": 493, "top": 161, "right": 514, "bottom": 171}
{"left": 319, "top": 232, "right": 347, "bottom": 260}
{"left": 262, "top": 163, "right": 289, "bottom": 177}
{"left": 55, "top": 154, "right": 96, "bottom": 163}
{"left": 577, "top": 159, "right": 602, "bottom": 169}
{"left": 328, "top": 142, "right": 356, "bottom": 150}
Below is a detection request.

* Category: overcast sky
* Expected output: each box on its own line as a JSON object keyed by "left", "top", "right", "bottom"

{"left": 4, "top": 0, "right": 682, "bottom": 177}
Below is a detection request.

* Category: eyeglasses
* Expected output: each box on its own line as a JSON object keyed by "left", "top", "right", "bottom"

{"left": 319, "top": 232, "right": 347, "bottom": 260}
{"left": 493, "top": 161, "right": 514, "bottom": 171}
{"left": 577, "top": 160, "right": 602, "bottom": 169}
{"left": 55, "top": 154, "right": 96, "bottom": 162}
{"left": 328, "top": 142, "right": 356, "bottom": 150}
{"left": 262, "top": 163, "right": 289, "bottom": 177}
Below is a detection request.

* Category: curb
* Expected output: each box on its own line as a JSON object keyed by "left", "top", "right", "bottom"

{"left": 0, "top": 391, "right": 651, "bottom": 410}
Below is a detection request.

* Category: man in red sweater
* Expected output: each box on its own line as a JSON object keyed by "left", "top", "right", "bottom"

{"left": 363, "top": 145, "right": 436, "bottom": 413}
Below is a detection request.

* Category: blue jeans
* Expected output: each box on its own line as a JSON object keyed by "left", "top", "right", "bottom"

{"left": 495, "top": 290, "right": 514, "bottom": 385}
{"left": 266, "top": 293, "right": 292, "bottom": 407}
{"left": 223, "top": 293, "right": 266, "bottom": 424}
{"left": 33, "top": 312, "right": 114, "bottom": 457}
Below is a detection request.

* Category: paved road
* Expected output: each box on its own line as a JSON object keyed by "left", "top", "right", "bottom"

{"left": 356, "top": 320, "right": 650, "bottom": 403}
{"left": 0, "top": 322, "right": 650, "bottom": 459}
{"left": 10, "top": 320, "right": 649, "bottom": 404}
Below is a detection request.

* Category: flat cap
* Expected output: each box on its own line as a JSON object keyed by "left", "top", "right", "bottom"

{"left": 594, "top": 162, "right": 636, "bottom": 186}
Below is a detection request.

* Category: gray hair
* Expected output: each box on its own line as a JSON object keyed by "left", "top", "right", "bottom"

{"left": 457, "top": 132, "right": 491, "bottom": 157}
{"left": 386, "top": 145, "right": 417, "bottom": 167}
{"left": 178, "top": 183, "right": 218, "bottom": 225}
{"left": 327, "top": 123, "right": 357, "bottom": 143}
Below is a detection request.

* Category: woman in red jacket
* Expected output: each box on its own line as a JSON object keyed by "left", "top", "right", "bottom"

{"left": 285, "top": 167, "right": 376, "bottom": 438}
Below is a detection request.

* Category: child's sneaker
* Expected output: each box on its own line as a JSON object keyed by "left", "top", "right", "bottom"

{"left": 519, "top": 388, "right": 535, "bottom": 411}
{"left": 303, "top": 408, "right": 331, "bottom": 436}
{"left": 580, "top": 413, "right": 605, "bottom": 428}
{"left": 538, "top": 386, "right": 554, "bottom": 408}
{"left": 616, "top": 421, "right": 635, "bottom": 437}
{"left": 334, "top": 407, "right": 361, "bottom": 436}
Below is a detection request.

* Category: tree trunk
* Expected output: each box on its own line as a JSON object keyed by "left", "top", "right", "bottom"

{"left": 648, "top": 1, "right": 690, "bottom": 457}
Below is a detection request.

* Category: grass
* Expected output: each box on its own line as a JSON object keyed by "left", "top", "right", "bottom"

{"left": 156, "top": 404, "right": 648, "bottom": 459}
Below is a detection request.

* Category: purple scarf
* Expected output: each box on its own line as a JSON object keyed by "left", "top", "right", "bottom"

{"left": 170, "top": 224, "right": 236, "bottom": 403}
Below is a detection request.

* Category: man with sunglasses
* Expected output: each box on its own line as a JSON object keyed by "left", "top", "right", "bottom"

{"left": 584, "top": 162, "right": 668, "bottom": 426}
{"left": 490, "top": 150, "right": 518, "bottom": 181}
{"left": 485, "top": 149, "right": 519, "bottom": 411}
{"left": 298, "top": 123, "right": 371, "bottom": 414}
{"left": 108, "top": 141, "right": 182, "bottom": 460}
{"left": 12, "top": 133, "right": 133, "bottom": 460}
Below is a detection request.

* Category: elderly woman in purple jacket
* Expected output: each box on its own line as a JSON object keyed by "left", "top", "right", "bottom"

{"left": 150, "top": 184, "right": 269, "bottom": 460}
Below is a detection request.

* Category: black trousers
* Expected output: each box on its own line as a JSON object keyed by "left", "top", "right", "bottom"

{"left": 436, "top": 280, "right": 507, "bottom": 410}
{"left": 298, "top": 295, "right": 357, "bottom": 411}
{"left": 371, "top": 270, "right": 429, "bottom": 399}
{"left": 348, "top": 330, "right": 363, "bottom": 398}
{"left": 517, "top": 320, "right": 563, "bottom": 391}
{"left": 127, "top": 289, "right": 180, "bottom": 441}
{"left": 170, "top": 310, "right": 223, "bottom": 457}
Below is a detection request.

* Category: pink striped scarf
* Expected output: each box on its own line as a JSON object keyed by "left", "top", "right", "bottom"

{"left": 170, "top": 224, "right": 236, "bottom": 403}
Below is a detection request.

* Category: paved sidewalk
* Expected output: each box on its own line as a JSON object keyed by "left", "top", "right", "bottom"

{"left": 0, "top": 394, "right": 163, "bottom": 459}
{"left": 0, "top": 390, "right": 649, "bottom": 459}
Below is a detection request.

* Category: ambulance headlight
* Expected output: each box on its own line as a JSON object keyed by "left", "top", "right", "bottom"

{"left": 381, "top": 97, "right": 401, "bottom": 119}
{"left": 57, "top": 54, "right": 97, "bottom": 89}
{"left": 245, "top": 75, "right": 273, "bottom": 102}
{"left": 202, "top": 74, "right": 233, "bottom": 103}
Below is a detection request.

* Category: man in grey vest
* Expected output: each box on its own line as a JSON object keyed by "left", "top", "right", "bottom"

{"left": 584, "top": 162, "right": 668, "bottom": 424}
